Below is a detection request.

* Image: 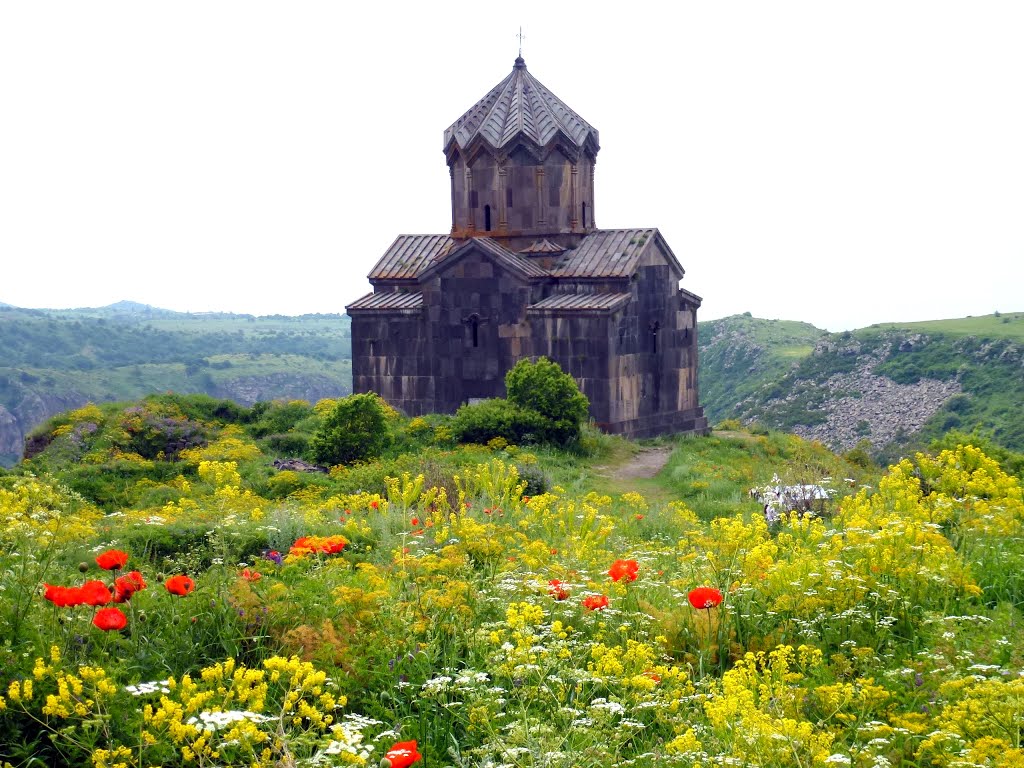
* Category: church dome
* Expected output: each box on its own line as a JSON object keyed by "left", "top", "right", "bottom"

{"left": 443, "top": 57, "right": 600, "bottom": 160}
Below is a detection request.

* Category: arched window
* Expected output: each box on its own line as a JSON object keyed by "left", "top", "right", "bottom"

{"left": 463, "top": 312, "right": 486, "bottom": 348}
{"left": 484, "top": 205, "right": 492, "bottom": 231}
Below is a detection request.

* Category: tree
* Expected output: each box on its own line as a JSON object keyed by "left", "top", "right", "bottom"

{"left": 505, "top": 357, "right": 590, "bottom": 446}
{"left": 309, "top": 393, "right": 392, "bottom": 466}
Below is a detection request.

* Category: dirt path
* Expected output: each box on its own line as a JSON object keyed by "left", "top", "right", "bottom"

{"left": 606, "top": 446, "right": 674, "bottom": 481}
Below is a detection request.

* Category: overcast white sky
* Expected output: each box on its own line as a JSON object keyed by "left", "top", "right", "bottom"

{"left": 1, "top": 1, "right": 1021, "bottom": 331}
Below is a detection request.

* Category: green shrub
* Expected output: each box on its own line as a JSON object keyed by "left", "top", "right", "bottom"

{"left": 505, "top": 357, "right": 590, "bottom": 446}
{"left": 450, "top": 398, "right": 547, "bottom": 445}
{"left": 263, "top": 432, "right": 311, "bottom": 457}
{"left": 309, "top": 393, "right": 392, "bottom": 467}
{"left": 248, "top": 400, "right": 315, "bottom": 438}
{"left": 515, "top": 462, "right": 549, "bottom": 495}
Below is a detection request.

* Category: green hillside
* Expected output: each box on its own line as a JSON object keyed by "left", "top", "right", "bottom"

{"left": 0, "top": 304, "right": 352, "bottom": 466}
{"left": 867, "top": 310, "right": 1024, "bottom": 339}
{"left": 700, "top": 312, "right": 1024, "bottom": 459}
{"left": 697, "top": 313, "right": 824, "bottom": 424}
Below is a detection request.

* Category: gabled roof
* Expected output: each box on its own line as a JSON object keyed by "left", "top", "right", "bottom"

{"left": 366, "top": 229, "right": 685, "bottom": 284}
{"left": 443, "top": 57, "right": 599, "bottom": 157}
{"left": 550, "top": 228, "right": 684, "bottom": 279}
{"left": 418, "top": 237, "right": 550, "bottom": 282}
{"left": 527, "top": 292, "right": 632, "bottom": 314}
{"left": 346, "top": 291, "right": 423, "bottom": 313}
{"left": 368, "top": 235, "right": 456, "bottom": 282}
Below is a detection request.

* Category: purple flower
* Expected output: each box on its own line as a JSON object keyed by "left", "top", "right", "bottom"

{"left": 264, "top": 550, "right": 283, "bottom": 565}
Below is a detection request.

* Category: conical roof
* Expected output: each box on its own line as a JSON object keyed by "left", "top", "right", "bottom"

{"left": 443, "top": 57, "right": 599, "bottom": 156}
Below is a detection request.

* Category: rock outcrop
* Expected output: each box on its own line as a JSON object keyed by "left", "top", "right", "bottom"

{"left": 790, "top": 359, "right": 961, "bottom": 452}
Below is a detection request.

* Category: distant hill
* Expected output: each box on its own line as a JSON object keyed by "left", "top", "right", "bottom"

{"left": 0, "top": 304, "right": 352, "bottom": 466}
{"left": 698, "top": 311, "right": 1024, "bottom": 459}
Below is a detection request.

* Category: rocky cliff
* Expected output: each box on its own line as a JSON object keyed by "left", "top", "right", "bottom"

{"left": 699, "top": 314, "right": 1024, "bottom": 457}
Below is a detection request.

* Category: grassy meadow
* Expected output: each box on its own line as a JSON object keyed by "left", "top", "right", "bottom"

{"left": 2, "top": 395, "right": 1024, "bottom": 767}
{"left": 865, "top": 311, "right": 1024, "bottom": 340}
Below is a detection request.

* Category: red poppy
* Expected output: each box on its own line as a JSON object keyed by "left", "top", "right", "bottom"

{"left": 370, "top": 500, "right": 379, "bottom": 510}
{"left": 410, "top": 517, "right": 420, "bottom": 526}
{"left": 548, "top": 579, "right": 570, "bottom": 600}
{"left": 241, "top": 568, "right": 261, "bottom": 582}
{"left": 80, "top": 580, "right": 113, "bottom": 606}
{"left": 43, "top": 584, "right": 84, "bottom": 607}
{"left": 382, "top": 740, "right": 422, "bottom": 768}
{"left": 113, "top": 571, "right": 147, "bottom": 603}
{"left": 92, "top": 607, "right": 127, "bottom": 631}
{"left": 95, "top": 549, "right": 129, "bottom": 571}
{"left": 583, "top": 594, "right": 609, "bottom": 611}
{"left": 608, "top": 559, "right": 639, "bottom": 583}
{"left": 290, "top": 535, "right": 347, "bottom": 557}
{"left": 165, "top": 575, "right": 195, "bottom": 596}
{"left": 687, "top": 586, "right": 723, "bottom": 609}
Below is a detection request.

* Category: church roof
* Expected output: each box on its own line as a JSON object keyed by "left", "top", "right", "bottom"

{"left": 527, "top": 292, "right": 632, "bottom": 313}
{"left": 418, "top": 237, "right": 550, "bottom": 281}
{"left": 367, "top": 229, "right": 683, "bottom": 284}
{"left": 370, "top": 235, "right": 549, "bottom": 283}
{"left": 551, "top": 228, "right": 683, "bottom": 279}
{"left": 368, "top": 234, "right": 456, "bottom": 282}
{"left": 443, "top": 57, "right": 599, "bottom": 156}
{"left": 346, "top": 291, "right": 423, "bottom": 313}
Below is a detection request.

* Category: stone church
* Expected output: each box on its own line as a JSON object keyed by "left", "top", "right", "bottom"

{"left": 347, "top": 56, "right": 708, "bottom": 438}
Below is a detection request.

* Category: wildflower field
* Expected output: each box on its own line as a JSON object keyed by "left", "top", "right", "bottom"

{"left": 2, "top": 396, "right": 1024, "bottom": 767}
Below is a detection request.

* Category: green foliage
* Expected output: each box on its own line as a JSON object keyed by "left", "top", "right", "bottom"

{"left": 262, "top": 432, "right": 311, "bottom": 457}
{"left": 248, "top": 400, "right": 315, "bottom": 438}
{"left": 309, "top": 393, "right": 392, "bottom": 466}
{"left": 450, "top": 398, "right": 547, "bottom": 445}
{"left": 843, "top": 438, "right": 878, "bottom": 470}
{"left": 505, "top": 356, "right": 590, "bottom": 446}
{"left": 514, "top": 462, "right": 549, "bottom": 496}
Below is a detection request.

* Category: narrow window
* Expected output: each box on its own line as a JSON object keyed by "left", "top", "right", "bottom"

{"left": 650, "top": 321, "right": 660, "bottom": 354}
{"left": 506, "top": 187, "right": 513, "bottom": 207}
{"left": 472, "top": 317, "right": 479, "bottom": 347}
{"left": 582, "top": 201, "right": 587, "bottom": 228}
{"left": 484, "top": 205, "right": 492, "bottom": 231}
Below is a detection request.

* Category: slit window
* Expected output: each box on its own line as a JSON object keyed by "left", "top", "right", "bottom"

{"left": 582, "top": 202, "right": 587, "bottom": 228}
{"left": 484, "top": 205, "right": 492, "bottom": 231}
